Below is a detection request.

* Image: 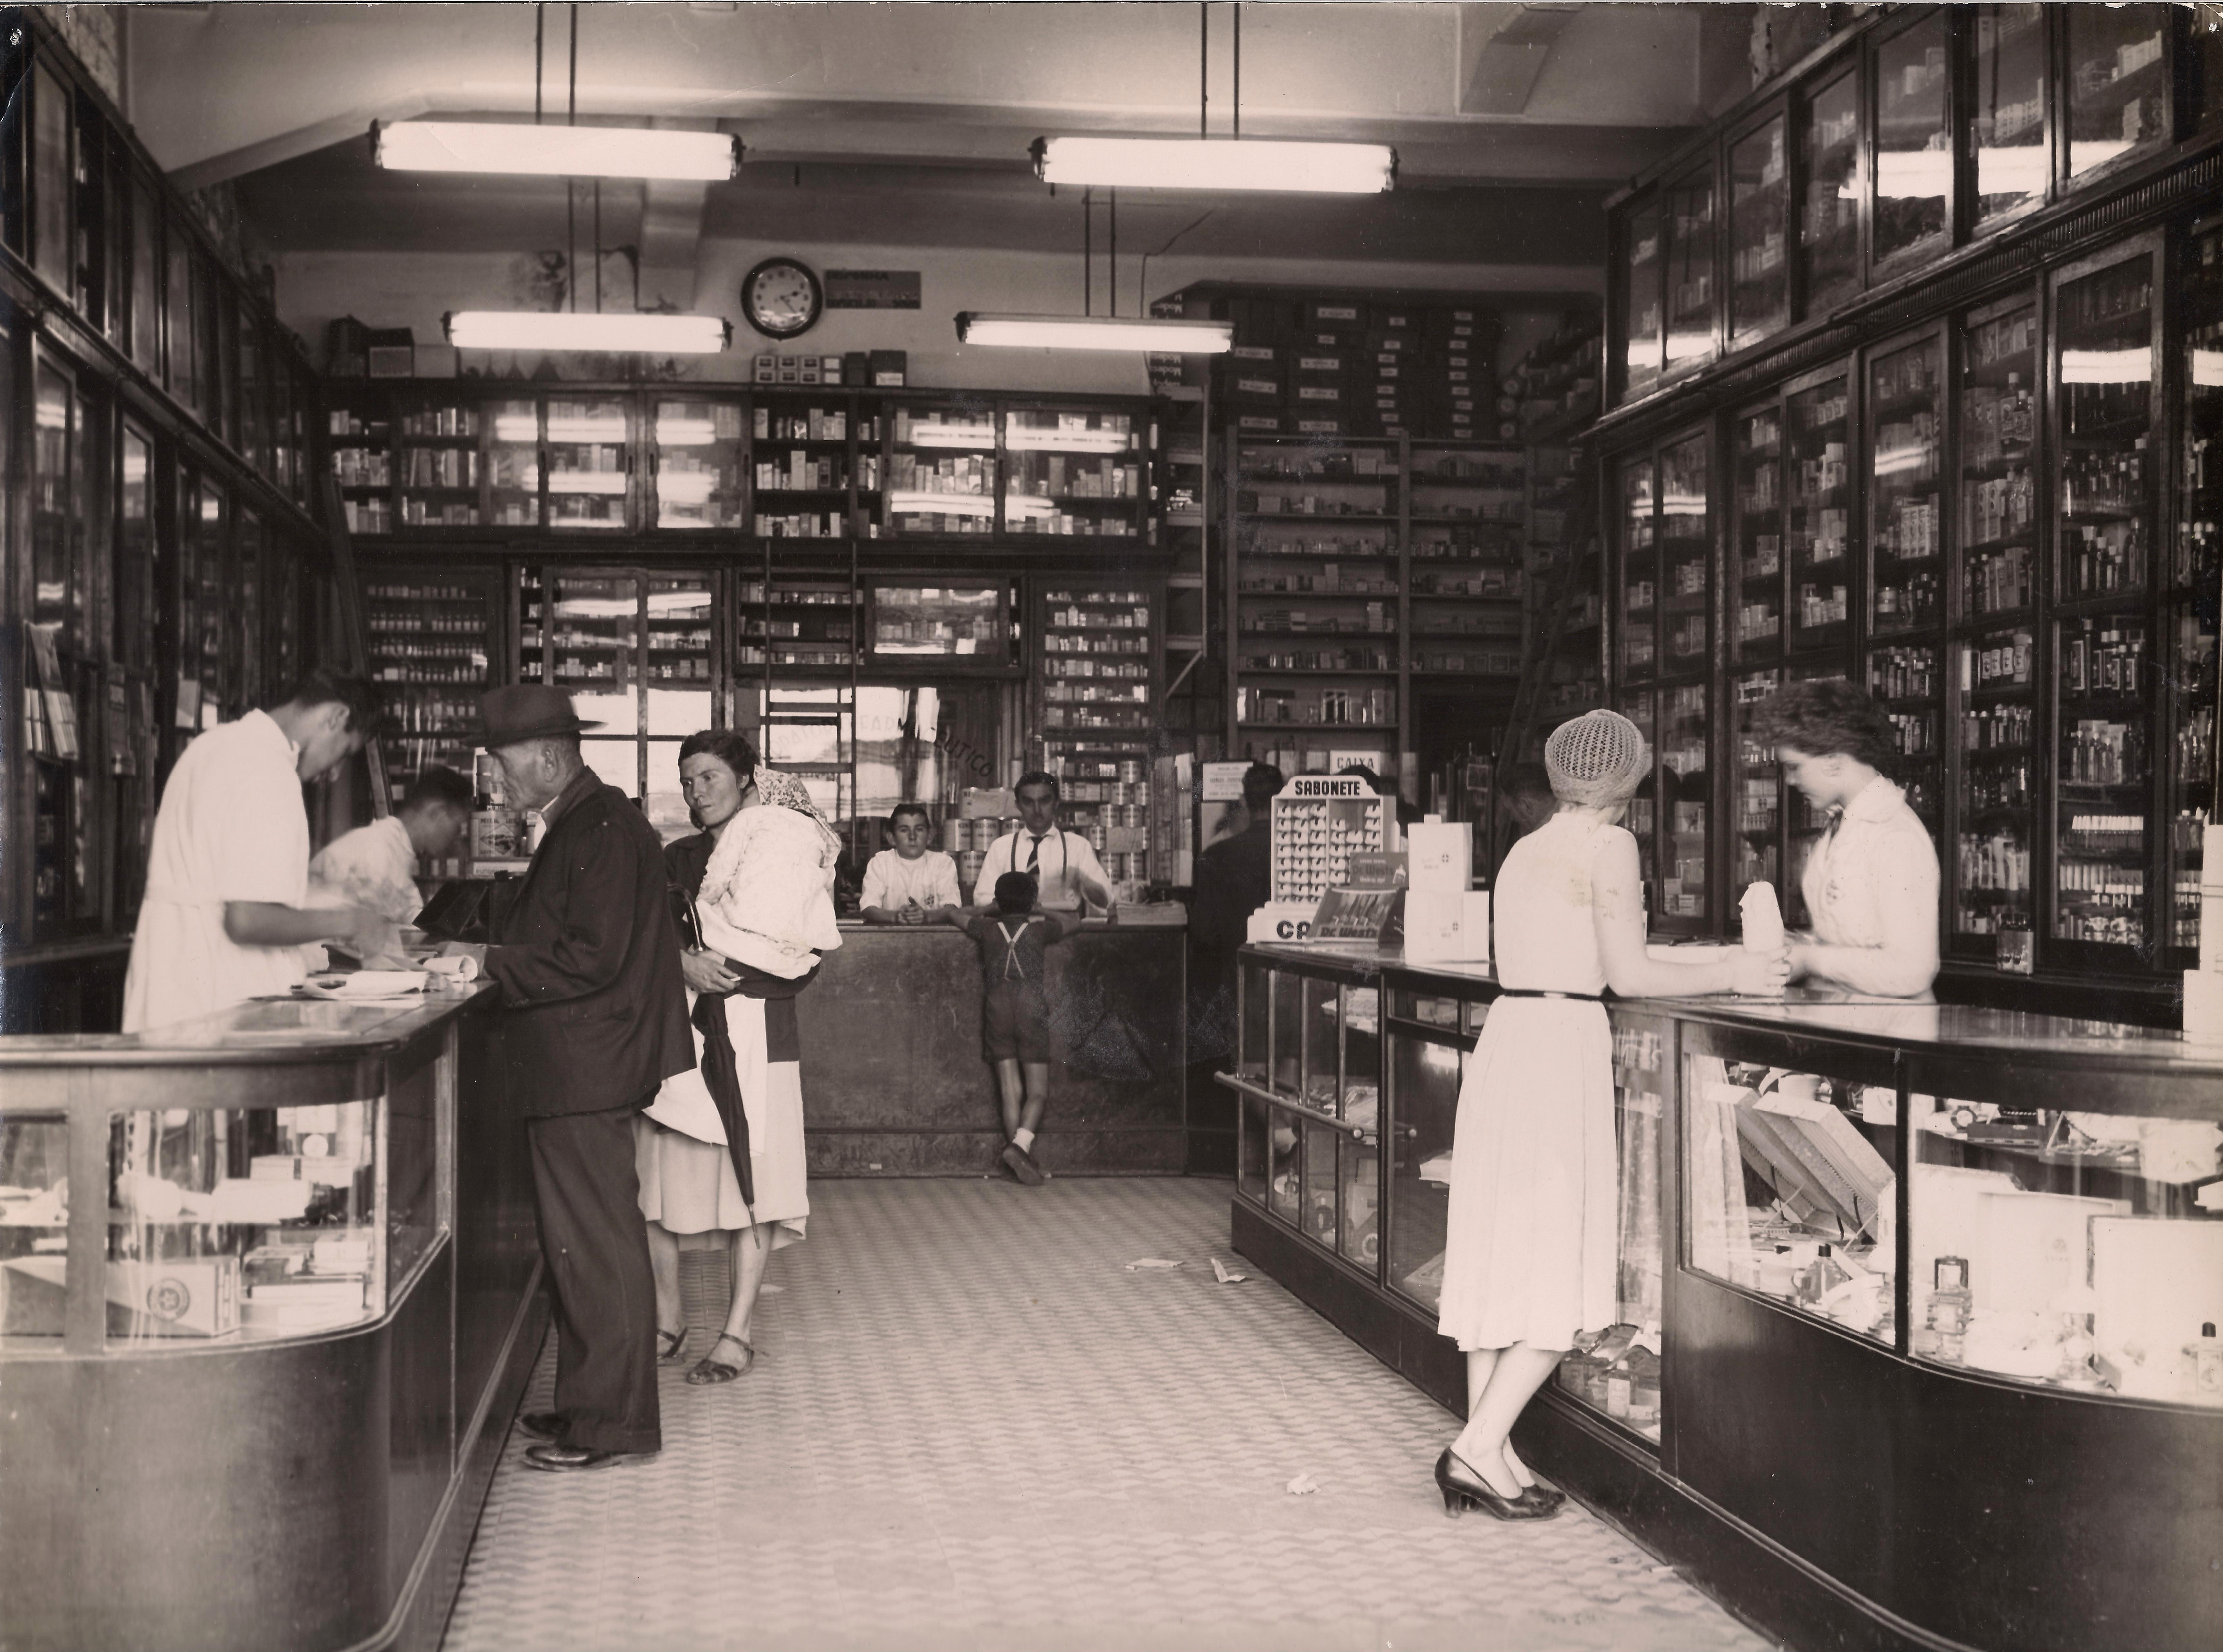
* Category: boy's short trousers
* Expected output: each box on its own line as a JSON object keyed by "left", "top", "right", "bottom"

{"left": 982, "top": 980, "right": 1051, "bottom": 1063}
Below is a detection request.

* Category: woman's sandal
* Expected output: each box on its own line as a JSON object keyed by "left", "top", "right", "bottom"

{"left": 656, "top": 1325, "right": 689, "bottom": 1365}
{"left": 685, "top": 1333, "right": 757, "bottom": 1386}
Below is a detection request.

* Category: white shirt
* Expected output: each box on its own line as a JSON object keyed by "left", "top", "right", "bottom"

{"left": 860, "top": 847, "right": 962, "bottom": 914}
{"left": 1798, "top": 775, "right": 1940, "bottom": 999}
{"left": 123, "top": 711, "right": 313, "bottom": 1032}
{"left": 971, "top": 827, "right": 1108, "bottom": 910}
{"left": 309, "top": 815, "right": 422, "bottom": 924}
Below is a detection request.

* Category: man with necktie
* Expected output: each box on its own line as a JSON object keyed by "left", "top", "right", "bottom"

{"left": 970, "top": 770, "right": 1115, "bottom": 916}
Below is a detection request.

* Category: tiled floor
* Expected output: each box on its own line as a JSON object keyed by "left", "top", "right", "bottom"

{"left": 444, "top": 1177, "right": 1777, "bottom": 1652}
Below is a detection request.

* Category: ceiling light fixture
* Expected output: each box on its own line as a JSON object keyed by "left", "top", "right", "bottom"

{"left": 1031, "top": 6, "right": 1394, "bottom": 194}
{"left": 1033, "top": 135, "right": 1394, "bottom": 195}
{"left": 373, "top": 120, "right": 740, "bottom": 182}
{"left": 955, "top": 314, "right": 1234, "bottom": 355}
{"left": 445, "top": 310, "right": 732, "bottom": 354}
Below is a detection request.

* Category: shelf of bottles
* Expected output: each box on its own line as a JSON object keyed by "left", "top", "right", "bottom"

{"left": 328, "top": 392, "right": 393, "bottom": 536}
{"left": 1732, "top": 402, "right": 1784, "bottom": 666}
{"left": 752, "top": 397, "right": 878, "bottom": 539}
{"left": 1731, "top": 666, "right": 1783, "bottom": 919}
{"left": 1407, "top": 444, "right": 1526, "bottom": 677}
{"left": 545, "top": 399, "right": 632, "bottom": 532}
{"left": 1969, "top": 4, "right": 2048, "bottom": 228}
{"left": 1618, "top": 688, "right": 1658, "bottom": 897}
{"left": 1728, "top": 112, "right": 1789, "bottom": 351}
{"left": 1864, "top": 331, "right": 1944, "bottom": 836}
{"left": 2172, "top": 218, "right": 2223, "bottom": 964}
{"left": 392, "top": 398, "right": 482, "bottom": 529}
{"left": 2050, "top": 247, "right": 2162, "bottom": 958}
{"left": 1038, "top": 586, "right": 1156, "bottom": 897}
{"left": 1232, "top": 437, "right": 1403, "bottom": 746}
{"left": 2065, "top": 4, "right": 2171, "bottom": 185}
{"left": 1872, "top": 14, "right": 1951, "bottom": 271}
{"left": 736, "top": 575, "right": 859, "bottom": 672}
{"left": 1799, "top": 67, "right": 1862, "bottom": 327}
{"left": 362, "top": 573, "right": 495, "bottom": 799}
{"left": 1002, "top": 409, "right": 1146, "bottom": 538}
{"left": 652, "top": 399, "right": 746, "bottom": 531}
{"left": 889, "top": 400, "right": 997, "bottom": 535}
{"left": 1663, "top": 167, "right": 1716, "bottom": 381}
{"left": 1618, "top": 452, "right": 1659, "bottom": 684}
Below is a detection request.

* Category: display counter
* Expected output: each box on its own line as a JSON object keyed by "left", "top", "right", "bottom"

{"left": 1222, "top": 942, "right": 2223, "bottom": 1652}
{"left": 799, "top": 916, "right": 1189, "bottom": 1176}
{"left": 0, "top": 984, "right": 543, "bottom": 1652}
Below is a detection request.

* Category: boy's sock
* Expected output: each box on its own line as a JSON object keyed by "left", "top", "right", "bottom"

{"left": 1013, "top": 1128, "right": 1036, "bottom": 1153}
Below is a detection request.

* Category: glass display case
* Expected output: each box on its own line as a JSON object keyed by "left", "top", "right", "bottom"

{"left": 1662, "top": 165, "right": 1716, "bottom": 379}
{"left": 1909, "top": 1091, "right": 2220, "bottom": 1410}
{"left": 1618, "top": 688, "right": 1658, "bottom": 896}
{"left": 395, "top": 397, "right": 481, "bottom": 530}
{"left": 2170, "top": 215, "right": 2223, "bottom": 965}
{"left": 545, "top": 398, "right": 632, "bottom": 531}
{"left": 890, "top": 399, "right": 997, "bottom": 535}
{"left": 2065, "top": 3, "right": 2171, "bottom": 184}
{"left": 1002, "top": 407, "right": 1144, "bottom": 538}
{"left": 1797, "top": 66, "right": 1862, "bottom": 320}
{"left": 868, "top": 585, "right": 1013, "bottom": 667}
{"left": 737, "top": 573, "right": 858, "bottom": 672}
{"left": 1870, "top": 13, "right": 1952, "bottom": 273}
{"left": 1967, "top": 4, "right": 2049, "bottom": 228}
{"left": 1660, "top": 683, "right": 1710, "bottom": 925}
{"left": 1727, "top": 112, "right": 1789, "bottom": 351}
{"left": 1618, "top": 195, "right": 1664, "bottom": 404}
{"left": 1385, "top": 984, "right": 1466, "bottom": 1312}
{"left": 651, "top": 399, "right": 746, "bottom": 531}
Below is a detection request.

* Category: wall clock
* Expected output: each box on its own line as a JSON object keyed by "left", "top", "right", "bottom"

{"left": 741, "top": 257, "right": 822, "bottom": 340}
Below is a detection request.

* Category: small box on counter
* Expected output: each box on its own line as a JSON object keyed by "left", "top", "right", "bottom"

{"left": 1403, "top": 888, "right": 1491, "bottom": 963}
{"left": 870, "top": 349, "right": 907, "bottom": 387}
{"left": 1405, "top": 818, "right": 1473, "bottom": 893}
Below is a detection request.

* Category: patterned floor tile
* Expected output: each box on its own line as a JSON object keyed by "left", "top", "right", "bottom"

{"left": 442, "top": 1178, "right": 1778, "bottom": 1652}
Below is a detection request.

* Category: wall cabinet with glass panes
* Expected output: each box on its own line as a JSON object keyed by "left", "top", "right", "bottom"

{"left": 1036, "top": 583, "right": 1163, "bottom": 900}
{"left": 361, "top": 568, "right": 503, "bottom": 852}
{"left": 1607, "top": 5, "right": 2221, "bottom": 413}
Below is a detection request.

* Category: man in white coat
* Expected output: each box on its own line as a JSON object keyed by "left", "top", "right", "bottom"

{"left": 122, "top": 670, "right": 391, "bottom": 1032}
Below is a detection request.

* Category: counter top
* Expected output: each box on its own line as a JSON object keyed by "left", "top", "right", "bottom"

{"left": 834, "top": 907, "right": 1187, "bottom": 932}
{"left": 0, "top": 981, "right": 496, "bottom": 1065}
{"left": 1244, "top": 941, "right": 2223, "bottom": 1078}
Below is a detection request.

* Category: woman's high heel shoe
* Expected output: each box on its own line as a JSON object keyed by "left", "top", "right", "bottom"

{"left": 1435, "top": 1449, "right": 1558, "bottom": 1521}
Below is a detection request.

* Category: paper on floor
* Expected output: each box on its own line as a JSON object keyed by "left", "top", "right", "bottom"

{"left": 1124, "top": 1257, "right": 1183, "bottom": 1270}
{"left": 1211, "top": 1258, "right": 1248, "bottom": 1284}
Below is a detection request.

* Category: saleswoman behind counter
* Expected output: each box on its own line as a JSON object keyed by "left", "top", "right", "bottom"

{"left": 1753, "top": 679, "right": 1940, "bottom": 1000}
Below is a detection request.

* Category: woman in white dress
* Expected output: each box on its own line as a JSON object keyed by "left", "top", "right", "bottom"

{"left": 636, "top": 730, "right": 842, "bottom": 1385}
{"left": 1434, "top": 710, "right": 1788, "bottom": 1519}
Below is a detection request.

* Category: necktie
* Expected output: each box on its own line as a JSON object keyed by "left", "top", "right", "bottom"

{"left": 1023, "top": 834, "right": 1047, "bottom": 873}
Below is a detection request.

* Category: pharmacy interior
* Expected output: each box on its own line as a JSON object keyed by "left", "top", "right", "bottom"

{"left": 2, "top": 8, "right": 2222, "bottom": 1652}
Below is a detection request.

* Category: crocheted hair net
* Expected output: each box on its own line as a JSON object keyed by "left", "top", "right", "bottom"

{"left": 1544, "top": 710, "right": 1651, "bottom": 806}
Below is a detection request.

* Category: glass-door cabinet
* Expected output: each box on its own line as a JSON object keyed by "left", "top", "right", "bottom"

{"left": 1001, "top": 407, "right": 1146, "bottom": 540}
{"left": 2049, "top": 237, "right": 2163, "bottom": 965}
{"left": 1726, "top": 106, "right": 1790, "bottom": 354}
{"left": 1964, "top": 4, "right": 2050, "bottom": 232}
{"left": 1662, "top": 163, "right": 1718, "bottom": 382}
{"left": 1616, "top": 193, "right": 1665, "bottom": 407}
{"left": 1864, "top": 324, "right": 1946, "bottom": 837}
{"left": 1868, "top": 9, "right": 1954, "bottom": 281}
{"left": 1797, "top": 60, "right": 1863, "bottom": 322}
{"left": 889, "top": 399, "right": 997, "bottom": 536}
{"left": 2170, "top": 213, "right": 2223, "bottom": 969}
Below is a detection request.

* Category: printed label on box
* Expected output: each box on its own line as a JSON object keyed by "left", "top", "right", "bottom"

{"left": 1232, "top": 345, "right": 1279, "bottom": 361}
{"left": 1236, "top": 378, "right": 1280, "bottom": 396}
{"left": 1296, "top": 355, "right": 1342, "bottom": 372}
{"left": 1315, "top": 305, "right": 1361, "bottom": 322}
{"left": 1295, "top": 384, "right": 1341, "bottom": 401}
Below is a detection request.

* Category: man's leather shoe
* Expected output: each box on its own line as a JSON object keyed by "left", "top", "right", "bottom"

{"left": 518, "top": 1410, "right": 564, "bottom": 1441}
{"left": 523, "top": 1442, "right": 634, "bottom": 1472}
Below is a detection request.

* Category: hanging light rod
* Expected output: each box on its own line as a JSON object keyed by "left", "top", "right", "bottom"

{"left": 955, "top": 313, "right": 1233, "bottom": 354}
{"left": 1032, "top": 136, "right": 1394, "bottom": 194}
{"left": 445, "top": 311, "right": 732, "bottom": 354}
{"left": 373, "top": 120, "right": 740, "bottom": 181}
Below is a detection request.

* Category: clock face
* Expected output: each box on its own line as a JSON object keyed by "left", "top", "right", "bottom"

{"left": 743, "top": 257, "right": 821, "bottom": 340}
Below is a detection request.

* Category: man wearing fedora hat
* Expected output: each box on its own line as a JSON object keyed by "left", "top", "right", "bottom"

{"left": 455, "top": 685, "right": 695, "bottom": 1471}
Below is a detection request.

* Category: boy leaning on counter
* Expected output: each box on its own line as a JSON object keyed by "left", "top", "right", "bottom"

{"left": 859, "top": 802, "right": 964, "bottom": 924}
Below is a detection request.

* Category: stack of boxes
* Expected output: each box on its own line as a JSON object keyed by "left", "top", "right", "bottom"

{"left": 1205, "top": 295, "right": 1505, "bottom": 442}
{"left": 1402, "top": 817, "right": 1492, "bottom": 963}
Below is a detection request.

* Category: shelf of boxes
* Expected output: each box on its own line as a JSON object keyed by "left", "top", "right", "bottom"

{"left": 736, "top": 578, "right": 859, "bottom": 672}
{"left": 1003, "top": 409, "right": 1147, "bottom": 538}
{"left": 394, "top": 401, "right": 482, "bottom": 529}
{"left": 889, "top": 403, "right": 998, "bottom": 536}
{"left": 1037, "top": 585, "right": 1158, "bottom": 896}
{"left": 362, "top": 574, "right": 496, "bottom": 814}
{"left": 329, "top": 403, "right": 393, "bottom": 536}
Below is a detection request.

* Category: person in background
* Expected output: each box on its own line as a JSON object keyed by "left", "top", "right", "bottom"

{"left": 860, "top": 802, "right": 963, "bottom": 924}
{"left": 1188, "top": 762, "right": 1283, "bottom": 1004}
{"left": 123, "top": 669, "right": 391, "bottom": 1032}
{"left": 1751, "top": 679, "right": 1940, "bottom": 1000}
{"left": 638, "top": 731, "right": 839, "bottom": 1387}
{"left": 303, "top": 765, "right": 475, "bottom": 962}
{"left": 1434, "top": 711, "right": 1787, "bottom": 1521}
{"left": 1340, "top": 763, "right": 1425, "bottom": 828}
{"left": 1491, "top": 762, "right": 1558, "bottom": 883}
{"left": 971, "top": 771, "right": 1114, "bottom": 915}
{"left": 446, "top": 686, "right": 694, "bottom": 1473}
{"left": 942, "top": 872, "right": 1080, "bottom": 1184}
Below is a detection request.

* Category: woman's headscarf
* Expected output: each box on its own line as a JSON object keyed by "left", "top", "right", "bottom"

{"left": 752, "top": 765, "right": 843, "bottom": 868}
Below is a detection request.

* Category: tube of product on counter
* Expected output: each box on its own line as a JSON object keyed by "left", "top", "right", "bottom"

{"left": 1741, "top": 882, "right": 1785, "bottom": 954}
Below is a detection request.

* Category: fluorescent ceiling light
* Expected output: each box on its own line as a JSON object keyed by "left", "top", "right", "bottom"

{"left": 1033, "top": 136, "right": 1394, "bottom": 194}
{"left": 956, "top": 313, "right": 1234, "bottom": 354}
{"left": 375, "top": 120, "right": 739, "bottom": 181}
{"left": 445, "top": 311, "right": 731, "bottom": 354}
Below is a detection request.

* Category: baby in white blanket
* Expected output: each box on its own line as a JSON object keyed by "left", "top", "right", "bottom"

{"left": 696, "top": 784, "right": 843, "bottom": 979}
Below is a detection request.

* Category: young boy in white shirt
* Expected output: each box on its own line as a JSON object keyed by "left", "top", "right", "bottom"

{"left": 859, "top": 802, "right": 963, "bottom": 924}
